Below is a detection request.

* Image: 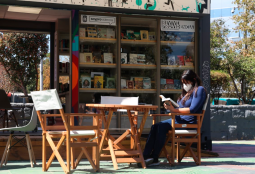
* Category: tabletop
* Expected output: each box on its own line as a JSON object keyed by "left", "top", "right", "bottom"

{"left": 86, "top": 104, "right": 158, "bottom": 111}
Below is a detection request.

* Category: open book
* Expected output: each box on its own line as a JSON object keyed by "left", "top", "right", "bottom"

{"left": 159, "top": 95, "right": 179, "bottom": 108}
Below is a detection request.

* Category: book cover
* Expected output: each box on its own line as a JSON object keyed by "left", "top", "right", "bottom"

{"left": 167, "top": 55, "right": 176, "bottom": 65}
{"left": 140, "top": 30, "right": 149, "bottom": 40}
{"left": 79, "top": 28, "right": 86, "bottom": 37}
{"left": 94, "top": 76, "right": 104, "bottom": 88}
{"left": 93, "top": 52, "right": 102, "bottom": 63}
{"left": 121, "top": 79, "right": 127, "bottom": 89}
{"left": 137, "top": 54, "right": 146, "bottom": 65}
{"left": 62, "top": 63, "right": 66, "bottom": 73}
{"left": 143, "top": 77, "right": 151, "bottom": 89}
{"left": 87, "top": 27, "right": 97, "bottom": 38}
{"left": 97, "top": 27, "right": 107, "bottom": 38}
{"left": 81, "top": 53, "right": 92, "bottom": 63}
{"left": 134, "top": 32, "right": 140, "bottom": 40}
{"left": 184, "top": 56, "right": 194, "bottom": 66}
{"left": 161, "top": 78, "right": 167, "bottom": 89}
{"left": 103, "top": 53, "right": 113, "bottom": 63}
{"left": 66, "top": 62, "right": 70, "bottom": 74}
{"left": 106, "top": 78, "right": 115, "bottom": 88}
{"left": 129, "top": 54, "right": 137, "bottom": 64}
{"left": 177, "top": 55, "right": 185, "bottom": 66}
{"left": 59, "top": 62, "right": 62, "bottom": 73}
{"left": 107, "top": 28, "right": 116, "bottom": 39}
{"left": 91, "top": 72, "right": 104, "bottom": 78}
{"left": 126, "top": 80, "right": 134, "bottom": 89}
{"left": 166, "top": 79, "right": 174, "bottom": 89}
{"left": 159, "top": 95, "right": 179, "bottom": 107}
{"left": 134, "top": 77, "right": 143, "bottom": 89}
{"left": 127, "top": 30, "right": 135, "bottom": 39}
{"left": 81, "top": 76, "right": 91, "bottom": 88}
{"left": 148, "top": 32, "right": 156, "bottom": 40}
{"left": 174, "top": 79, "right": 181, "bottom": 89}
{"left": 121, "top": 53, "right": 127, "bottom": 64}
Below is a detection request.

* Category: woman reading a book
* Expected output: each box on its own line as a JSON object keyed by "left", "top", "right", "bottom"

{"left": 142, "top": 70, "right": 207, "bottom": 167}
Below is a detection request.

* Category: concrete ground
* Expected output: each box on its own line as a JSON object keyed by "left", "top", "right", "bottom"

{"left": 1, "top": 141, "right": 255, "bottom": 174}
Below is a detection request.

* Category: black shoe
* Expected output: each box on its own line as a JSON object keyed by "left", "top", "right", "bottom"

{"left": 148, "top": 159, "right": 160, "bottom": 167}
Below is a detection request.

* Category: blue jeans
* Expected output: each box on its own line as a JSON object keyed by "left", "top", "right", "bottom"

{"left": 143, "top": 118, "right": 189, "bottom": 160}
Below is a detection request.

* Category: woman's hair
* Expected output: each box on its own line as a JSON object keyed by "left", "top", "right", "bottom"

{"left": 178, "top": 70, "right": 205, "bottom": 105}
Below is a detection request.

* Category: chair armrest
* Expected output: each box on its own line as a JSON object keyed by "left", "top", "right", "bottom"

{"left": 150, "top": 113, "right": 203, "bottom": 117}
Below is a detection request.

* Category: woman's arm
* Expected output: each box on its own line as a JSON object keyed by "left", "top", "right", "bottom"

{"left": 164, "top": 102, "right": 190, "bottom": 114}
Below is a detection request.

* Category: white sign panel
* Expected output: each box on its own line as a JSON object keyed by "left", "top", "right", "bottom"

{"left": 81, "top": 15, "right": 116, "bottom": 26}
{"left": 161, "top": 20, "right": 195, "bottom": 32}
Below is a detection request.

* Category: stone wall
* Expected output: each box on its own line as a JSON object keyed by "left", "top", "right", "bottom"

{"left": 211, "top": 105, "right": 255, "bottom": 140}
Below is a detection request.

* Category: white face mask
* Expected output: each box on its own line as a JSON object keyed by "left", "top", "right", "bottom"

{"left": 183, "top": 84, "right": 192, "bottom": 92}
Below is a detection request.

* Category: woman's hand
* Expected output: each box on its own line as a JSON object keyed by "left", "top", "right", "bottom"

{"left": 164, "top": 102, "right": 175, "bottom": 112}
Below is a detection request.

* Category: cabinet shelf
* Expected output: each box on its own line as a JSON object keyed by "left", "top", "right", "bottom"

{"left": 121, "top": 39, "right": 156, "bottom": 45}
{"left": 122, "top": 64, "right": 156, "bottom": 69}
{"left": 80, "top": 88, "right": 116, "bottom": 93}
{"left": 161, "top": 89, "right": 182, "bottom": 93}
{"left": 160, "top": 65, "right": 194, "bottom": 70}
{"left": 121, "top": 89, "right": 156, "bottom": 93}
{"left": 80, "top": 63, "right": 116, "bottom": 68}
{"left": 59, "top": 51, "right": 70, "bottom": 56}
{"left": 161, "top": 41, "right": 194, "bottom": 46}
{"left": 80, "top": 37, "right": 116, "bottom": 44}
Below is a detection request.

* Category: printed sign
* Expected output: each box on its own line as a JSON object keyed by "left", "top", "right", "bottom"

{"left": 81, "top": 15, "right": 116, "bottom": 26}
{"left": 161, "top": 20, "right": 195, "bottom": 32}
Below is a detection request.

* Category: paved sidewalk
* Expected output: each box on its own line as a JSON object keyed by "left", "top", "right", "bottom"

{"left": 1, "top": 141, "right": 255, "bottom": 174}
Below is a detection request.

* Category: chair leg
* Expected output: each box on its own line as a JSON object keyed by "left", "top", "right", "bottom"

{"left": 42, "top": 133, "right": 46, "bottom": 171}
{"left": 0, "top": 134, "right": 12, "bottom": 167}
{"left": 176, "top": 136, "right": 181, "bottom": 163}
{"left": 25, "top": 134, "right": 34, "bottom": 168}
{"left": 108, "top": 138, "right": 118, "bottom": 170}
{"left": 71, "top": 138, "right": 75, "bottom": 169}
{"left": 4, "top": 134, "right": 13, "bottom": 165}
{"left": 28, "top": 134, "right": 37, "bottom": 165}
{"left": 197, "top": 134, "right": 201, "bottom": 165}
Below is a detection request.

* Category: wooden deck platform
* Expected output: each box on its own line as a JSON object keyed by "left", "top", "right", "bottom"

{"left": 0, "top": 135, "right": 218, "bottom": 161}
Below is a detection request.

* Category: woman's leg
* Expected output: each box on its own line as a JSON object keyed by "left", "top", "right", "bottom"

{"left": 143, "top": 123, "right": 159, "bottom": 159}
{"left": 151, "top": 119, "right": 172, "bottom": 161}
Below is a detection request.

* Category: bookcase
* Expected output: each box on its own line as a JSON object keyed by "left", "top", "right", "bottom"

{"left": 76, "top": 12, "right": 197, "bottom": 131}
{"left": 54, "top": 18, "right": 71, "bottom": 113}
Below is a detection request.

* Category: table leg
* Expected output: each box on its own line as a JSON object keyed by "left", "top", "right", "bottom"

{"left": 138, "top": 109, "right": 149, "bottom": 138}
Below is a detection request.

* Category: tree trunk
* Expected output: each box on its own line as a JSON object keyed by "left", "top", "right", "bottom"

{"left": 228, "top": 67, "right": 242, "bottom": 103}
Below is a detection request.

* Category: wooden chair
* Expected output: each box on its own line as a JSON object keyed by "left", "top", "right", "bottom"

{"left": 30, "top": 89, "right": 103, "bottom": 174}
{"left": 151, "top": 94, "right": 209, "bottom": 166}
{"left": 0, "top": 107, "right": 37, "bottom": 168}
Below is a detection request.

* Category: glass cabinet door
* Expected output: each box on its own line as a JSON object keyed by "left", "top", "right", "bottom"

{"left": 120, "top": 16, "right": 158, "bottom": 130}
{"left": 78, "top": 14, "right": 117, "bottom": 127}
{"left": 160, "top": 19, "right": 196, "bottom": 116}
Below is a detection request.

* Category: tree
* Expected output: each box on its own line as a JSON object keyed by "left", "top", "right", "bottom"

{"left": 0, "top": 33, "right": 49, "bottom": 99}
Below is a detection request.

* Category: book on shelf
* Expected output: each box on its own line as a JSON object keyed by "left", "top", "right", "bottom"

{"left": 166, "top": 79, "right": 174, "bottom": 89}
{"left": 91, "top": 72, "right": 104, "bottom": 78}
{"left": 160, "top": 78, "right": 167, "bottom": 89}
{"left": 59, "top": 39, "right": 69, "bottom": 51}
{"left": 167, "top": 55, "right": 176, "bottom": 65}
{"left": 80, "top": 53, "right": 92, "bottom": 63}
{"left": 66, "top": 62, "right": 70, "bottom": 74}
{"left": 121, "top": 29, "right": 128, "bottom": 39}
{"left": 143, "top": 77, "right": 151, "bottom": 89}
{"left": 80, "top": 76, "right": 91, "bottom": 88}
{"left": 140, "top": 30, "right": 149, "bottom": 40}
{"left": 184, "top": 56, "right": 194, "bottom": 66}
{"left": 97, "top": 27, "right": 107, "bottom": 38}
{"left": 59, "top": 62, "right": 62, "bottom": 73}
{"left": 148, "top": 32, "right": 156, "bottom": 41}
{"left": 103, "top": 53, "right": 113, "bottom": 63}
{"left": 177, "top": 55, "right": 185, "bottom": 66}
{"left": 62, "top": 63, "right": 66, "bottom": 74}
{"left": 87, "top": 27, "right": 97, "bottom": 38}
{"left": 80, "top": 69, "right": 91, "bottom": 76}
{"left": 79, "top": 28, "right": 86, "bottom": 37}
{"left": 129, "top": 54, "right": 137, "bottom": 64}
{"left": 137, "top": 54, "right": 146, "bottom": 65}
{"left": 106, "top": 78, "right": 115, "bottom": 88}
{"left": 107, "top": 28, "right": 115, "bottom": 39}
{"left": 159, "top": 95, "right": 179, "bottom": 108}
{"left": 94, "top": 76, "right": 104, "bottom": 88}
{"left": 93, "top": 52, "right": 102, "bottom": 63}
{"left": 127, "top": 30, "right": 135, "bottom": 39}
{"left": 134, "top": 77, "right": 143, "bottom": 89}
{"left": 121, "top": 79, "right": 127, "bottom": 89}
{"left": 174, "top": 79, "right": 181, "bottom": 89}
{"left": 126, "top": 80, "right": 134, "bottom": 89}
{"left": 121, "top": 53, "right": 127, "bottom": 64}
{"left": 134, "top": 32, "right": 140, "bottom": 40}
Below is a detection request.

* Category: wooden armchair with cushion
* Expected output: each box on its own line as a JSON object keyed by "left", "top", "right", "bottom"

{"left": 151, "top": 94, "right": 209, "bottom": 166}
{"left": 31, "top": 89, "right": 103, "bottom": 174}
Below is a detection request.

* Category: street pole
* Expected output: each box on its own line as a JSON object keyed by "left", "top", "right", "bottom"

{"left": 40, "top": 57, "right": 43, "bottom": 91}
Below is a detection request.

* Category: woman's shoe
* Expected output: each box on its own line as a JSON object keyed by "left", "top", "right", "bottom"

{"left": 148, "top": 159, "right": 160, "bottom": 167}
{"left": 137, "top": 158, "right": 154, "bottom": 168}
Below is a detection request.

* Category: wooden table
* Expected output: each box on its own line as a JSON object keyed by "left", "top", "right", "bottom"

{"left": 86, "top": 104, "right": 158, "bottom": 170}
